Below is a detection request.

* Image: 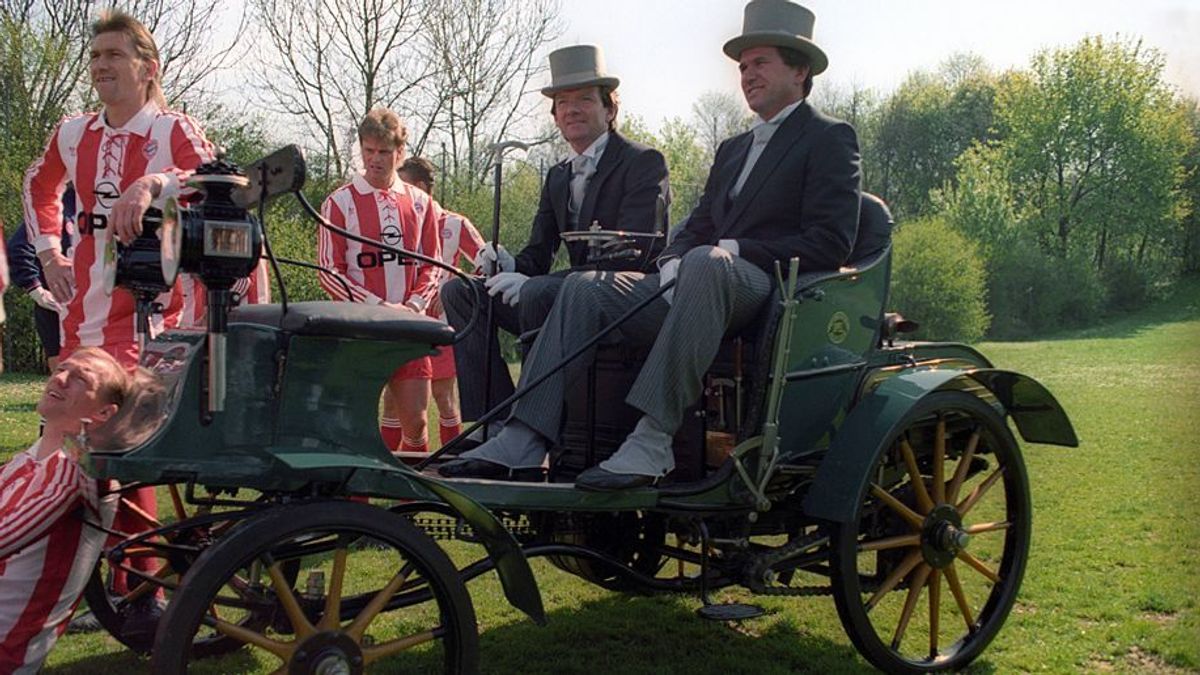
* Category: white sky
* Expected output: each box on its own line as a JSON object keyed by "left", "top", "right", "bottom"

{"left": 550, "top": 0, "right": 1200, "bottom": 128}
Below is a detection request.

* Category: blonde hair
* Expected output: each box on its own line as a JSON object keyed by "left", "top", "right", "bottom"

{"left": 86, "top": 367, "right": 167, "bottom": 451}
{"left": 358, "top": 108, "right": 408, "bottom": 149}
{"left": 70, "top": 347, "right": 131, "bottom": 409}
{"left": 91, "top": 10, "right": 166, "bottom": 107}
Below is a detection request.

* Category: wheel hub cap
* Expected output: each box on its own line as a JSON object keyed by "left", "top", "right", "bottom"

{"left": 290, "top": 631, "right": 364, "bottom": 675}
{"left": 921, "top": 503, "right": 968, "bottom": 568}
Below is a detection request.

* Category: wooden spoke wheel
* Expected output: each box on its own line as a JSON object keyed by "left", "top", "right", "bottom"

{"left": 151, "top": 500, "right": 478, "bottom": 674}
{"left": 84, "top": 485, "right": 264, "bottom": 657}
{"left": 830, "top": 392, "right": 1031, "bottom": 673}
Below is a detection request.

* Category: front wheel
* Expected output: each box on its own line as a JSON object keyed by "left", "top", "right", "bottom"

{"left": 151, "top": 500, "right": 478, "bottom": 674}
{"left": 830, "top": 391, "right": 1032, "bottom": 673}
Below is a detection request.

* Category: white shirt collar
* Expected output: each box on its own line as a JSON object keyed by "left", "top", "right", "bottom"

{"left": 351, "top": 173, "right": 401, "bottom": 196}
{"left": 89, "top": 100, "right": 161, "bottom": 136}
{"left": 568, "top": 131, "right": 610, "bottom": 164}
{"left": 754, "top": 98, "right": 804, "bottom": 129}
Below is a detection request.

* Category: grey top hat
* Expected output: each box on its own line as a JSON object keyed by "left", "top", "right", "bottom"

{"left": 540, "top": 45, "right": 620, "bottom": 97}
{"left": 722, "top": 0, "right": 828, "bottom": 75}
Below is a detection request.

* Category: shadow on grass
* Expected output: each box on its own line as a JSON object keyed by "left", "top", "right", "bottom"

{"left": 473, "top": 593, "right": 999, "bottom": 674}
{"left": 43, "top": 645, "right": 261, "bottom": 674}
{"left": 986, "top": 275, "right": 1200, "bottom": 343}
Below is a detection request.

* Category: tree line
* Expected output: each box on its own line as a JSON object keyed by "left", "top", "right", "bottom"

{"left": 2, "top": 1, "right": 1197, "bottom": 368}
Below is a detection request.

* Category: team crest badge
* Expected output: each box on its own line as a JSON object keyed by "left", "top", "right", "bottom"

{"left": 441, "top": 226, "right": 453, "bottom": 239}
{"left": 143, "top": 139, "right": 159, "bottom": 159}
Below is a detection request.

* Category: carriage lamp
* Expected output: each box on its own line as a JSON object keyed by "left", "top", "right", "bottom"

{"left": 164, "top": 159, "right": 263, "bottom": 413}
{"left": 107, "top": 158, "right": 263, "bottom": 414}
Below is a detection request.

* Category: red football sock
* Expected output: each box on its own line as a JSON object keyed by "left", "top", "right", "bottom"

{"left": 399, "top": 434, "right": 428, "bottom": 454}
{"left": 380, "top": 417, "right": 403, "bottom": 452}
{"left": 439, "top": 415, "right": 462, "bottom": 446}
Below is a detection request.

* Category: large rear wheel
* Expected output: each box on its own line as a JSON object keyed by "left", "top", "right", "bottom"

{"left": 151, "top": 500, "right": 478, "bottom": 674}
{"left": 830, "top": 391, "right": 1031, "bottom": 673}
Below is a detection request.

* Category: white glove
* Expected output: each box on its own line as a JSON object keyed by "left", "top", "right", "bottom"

{"left": 717, "top": 238, "right": 739, "bottom": 256}
{"left": 658, "top": 257, "right": 680, "bottom": 306}
{"left": 29, "top": 286, "right": 65, "bottom": 313}
{"left": 474, "top": 243, "right": 516, "bottom": 275}
{"left": 485, "top": 272, "right": 529, "bottom": 306}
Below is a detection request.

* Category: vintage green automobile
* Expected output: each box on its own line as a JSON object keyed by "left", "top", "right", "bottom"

{"left": 82, "top": 149, "right": 1077, "bottom": 674}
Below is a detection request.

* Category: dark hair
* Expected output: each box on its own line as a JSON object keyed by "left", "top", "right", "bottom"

{"left": 777, "top": 46, "right": 814, "bottom": 97}
{"left": 398, "top": 157, "right": 436, "bottom": 186}
{"left": 550, "top": 85, "right": 620, "bottom": 132}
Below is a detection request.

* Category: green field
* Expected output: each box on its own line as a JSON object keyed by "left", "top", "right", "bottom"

{"left": 1, "top": 282, "right": 1197, "bottom": 674}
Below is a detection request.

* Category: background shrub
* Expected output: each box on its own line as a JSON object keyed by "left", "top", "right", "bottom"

{"left": 889, "top": 216, "right": 991, "bottom": 342}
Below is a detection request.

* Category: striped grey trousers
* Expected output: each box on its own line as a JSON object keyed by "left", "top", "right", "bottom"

{"left": 511, "top": 245, "right": 773, "bottom": 442}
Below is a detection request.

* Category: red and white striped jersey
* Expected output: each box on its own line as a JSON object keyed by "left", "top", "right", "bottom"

{"left": 0, "top": 441, "right": 117, "bottom": 673}
{"left": 22, "top": 101, "right": 215, "bottom": 355}
{"left": 438, "top": 212, "right": 484, "bottom": 269}
{"left": 427, "top": 211, "right": 484, "bottom": 320}
{"left": 317, "top": 174, "right": 442, "bottom": 312}
{"left": 173, "top": 261, "right": 273, "bottom": 331}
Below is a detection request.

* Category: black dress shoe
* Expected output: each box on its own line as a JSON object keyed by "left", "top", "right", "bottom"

{"left": 437, "top": 459, "right": 546, "bottom": 482}
{"left": 574, "top": 466, "right": 659, "bottom": 492}
{"left": 437, "top": 458, "right": 509, "bottom": 479}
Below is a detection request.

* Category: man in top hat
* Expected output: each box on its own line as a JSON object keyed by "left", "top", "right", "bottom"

{"left": 441, "top": 44, "right": 670, "bottom": 439}
{"left": 440, "top": 0, "right": 861, "bottom": 489}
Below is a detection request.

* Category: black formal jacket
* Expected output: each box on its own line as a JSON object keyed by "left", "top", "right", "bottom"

{"left": 513, "top": 131, "right": 670, "bottom": 276}
{"left": 663, "top": 101, "right": 861, "bottom": 273}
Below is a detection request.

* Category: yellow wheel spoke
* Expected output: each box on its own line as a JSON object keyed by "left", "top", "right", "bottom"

{"left": 899, "top": 439, "right": 934, "bottom": 515}
{"left": 932, "top": 418, "right": 946, "bottom": 504}
{"left": 362, "top": 629, "right": 439, "bottom": 665}
{"left": 317, "top": 547, "right": 349, "bottom": 631}
{"left": 119, "top": 497, "right": 162, "bottom": 529}
{"left": 891, "top": 564, "right": 932, "bottom": 650}
{"left": 268, "top": 561, "right": 315, "bottom": 639}
{"left": 168, "top": 484, "right": 187, "bottom": 521}
{"left": 213, "top": 617, "right": 294, "bottom": 659}
{"left": 346, "top": 566, "right": 412, "bottom": 641}
{"left": 957, "top": 550, "right": 1000, "bottom": 584}
{"left": 870, "top": 484, "right": 925, "bottom": 530}
{"left": 866, "top": 549, "right": 924, "bottom": 611}
{"left": 965, "top": 521, "right": 1011, "bottom": 535}
{"left": 928, "top": 568, "right": 942, "bottom": 658}
{"left": 946, "top": 431, "right": 980, "bottom": 504}
{"left": 859, "top": 533, "right": 921, "bottom": 552}
{"left": 956, "top": 467, "right": 1005, "bottom": 517}
{"left": 944, "top": 563, "right": 975, "bottom": 630}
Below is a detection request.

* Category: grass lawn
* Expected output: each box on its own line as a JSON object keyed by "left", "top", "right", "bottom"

{"left": 2, "top": 282, "right": 1197, "bottom": 674}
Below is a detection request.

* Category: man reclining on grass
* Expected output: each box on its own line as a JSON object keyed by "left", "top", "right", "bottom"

{"left": 0, "top": 348, "right": 161, "bottom": 672}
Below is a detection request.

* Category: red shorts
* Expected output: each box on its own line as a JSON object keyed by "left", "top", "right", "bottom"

{"left": 388, "top": 355, "right": 432, "bottom": 383}
{"left": 430, "top": 346, "right": 455, "bottom": 380}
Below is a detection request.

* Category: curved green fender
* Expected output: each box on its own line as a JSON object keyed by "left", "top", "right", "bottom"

{"left": 408, "top": 474, "right": 548, "bottom": 626}
{"left": 801, "top": 367, "right": 1078, "bottom": 524}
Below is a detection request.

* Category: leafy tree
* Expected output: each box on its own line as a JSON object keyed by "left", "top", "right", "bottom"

{"left": 868, "top": 54, "right": 998, "bottom": 220}
{"left": 994, "top": 35, "right": 1190, "bottom": 275}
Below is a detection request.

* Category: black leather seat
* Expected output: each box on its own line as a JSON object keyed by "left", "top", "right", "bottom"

{"left": 230, "top": 301, "right": 455, "bottom": 345}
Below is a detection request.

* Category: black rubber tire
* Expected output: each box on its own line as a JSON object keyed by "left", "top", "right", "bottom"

{"left": 829, "top": 391, "right": 1032, "bottom": 674}
{"left": 150, "top": 500, "right": 479, "bottom": 674}
{"left": 82, "top": 516, "right": 277, "bottom": 657}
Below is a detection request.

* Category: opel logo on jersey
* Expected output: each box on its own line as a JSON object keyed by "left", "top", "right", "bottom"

{"left": 356, "top": 250, "right": 416, "bottom": 268}
{"left": 94, "top": 180, "right": 121, "bottom": 210}
{"left": 381, "top": 225, "right": 402, "bottom": 245}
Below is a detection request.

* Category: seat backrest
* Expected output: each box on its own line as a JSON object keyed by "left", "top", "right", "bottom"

{"left": 848, "top": 192, "right": 894, "bottom": 264}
